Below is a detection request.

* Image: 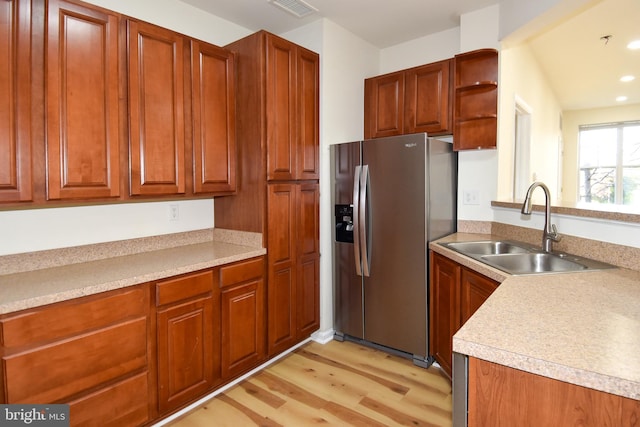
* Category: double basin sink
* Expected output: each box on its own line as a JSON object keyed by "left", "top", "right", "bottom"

{"left": 441, "top": 240, "right": 614, "bottom": 275}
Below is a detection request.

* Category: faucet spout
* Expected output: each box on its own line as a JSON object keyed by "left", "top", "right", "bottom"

{"left": 521, "top": 182, "right": 561, "bottom": 252}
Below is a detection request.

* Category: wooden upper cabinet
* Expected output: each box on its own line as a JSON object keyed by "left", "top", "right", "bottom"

{"left": 364, "top": 71, "right": 405, "bottom": 139}
{"left": 265, "top": 33, "right": 319, "bottom": 181}
{"left": 191, "top": 40, "right": 236, "bottom": 194}
{"left": 296, "top": 47, "right": 320, "bottom": 180}
{"left": 453, "top": 49, "right": 498, "bottom": 151}
{"left": 128, "top": 20, "right": 185, "bottom": 196}
{"left": 364, "top": 60, "right": 452, "bottom": 140}
{"left": 1, "top": 0, "right": 32, "bottom": 203}
{"left": 404, "top": 60, "right": 452, "bottom": 135}
{"left": 45, "top": 0, "right": 121, "bottom": 200}
{"left": 266, "top": 35, "right": 296, "bottom": 181}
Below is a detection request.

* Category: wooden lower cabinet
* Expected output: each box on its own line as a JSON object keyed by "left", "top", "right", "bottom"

{"left": 155, "top": 270, "right": 219, "bottom": 415}
{"left": 430, "top": 251, "right": 498, "bottom": 377}
{"left": 0, "top": 286, "right": 152, "bottom": 426}
{"left": 220, "top": 257, "right": 266, "bottom": 379}
{"left": 267, "top": 182, "right": 320, "bottom": 356}
{"left": 0, "top": 256, "right": 269, "bottom": 426}
{"left": 468, "top": 357, "right": 640, "bottom": 426}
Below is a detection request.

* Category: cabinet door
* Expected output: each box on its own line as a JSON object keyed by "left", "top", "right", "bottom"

{"left": 295, "top": 47, "right": 319, "bottom": 180}
{"left": 296, "top": 182, "right": 320, "bottom": 338}
{"left": 364, "top": 71, "right": 404, "bottom": 139}
{"left": 266, "top": 183, "right": 297, "bottom": 355}
{"left": 429, "top": 252, "right": 460, "bottom": 377}
{"left": 0, "top": 0, "right": 31, "bottom": 202}
{"left": 405, "top": 60, "right": 452, "bottom": 135}
{"left": 46, "top": 0, "right": 121, "bottom": 200}
{"left": 128, "top": 20, "right": 185, "bottom": 196}
{"left": 266, "top": 35, "right": 296, "bottom": 181}
{"left": 191, "top": 40, "right": 236, "bottom": 194}
{"left": 460, "top": 267, "right": 498, "bottom": 326}
{"left": 220, "top": 276, "right": 265, "bottom": 380}
{"left": 157, "top": 297, "right": 215, "bottom": 414}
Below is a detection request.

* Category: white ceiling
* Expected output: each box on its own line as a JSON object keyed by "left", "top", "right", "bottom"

{"left": 180, "top": 0, "right": 497, "bottom": 48}
{"left": 180, "top": 0, "right": 639, "bottom": 111}
{"left": 527, "top": 0, "right": 640, "bottom": 110}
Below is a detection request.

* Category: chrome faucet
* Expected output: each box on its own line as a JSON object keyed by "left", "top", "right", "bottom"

{"left": 521, "top": 182, "right": 561, "bottom": 252}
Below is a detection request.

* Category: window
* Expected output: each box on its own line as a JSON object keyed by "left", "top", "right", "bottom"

{"left": 578, "top": 121, "right": 640, "bottom": 206}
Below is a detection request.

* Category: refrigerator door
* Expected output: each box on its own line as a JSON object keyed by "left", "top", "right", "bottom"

{"left": 362, "top": 133, "right": 428, "bottom": 357}
{"left": 331, "top": 142, "right": 364, "bottom": 340}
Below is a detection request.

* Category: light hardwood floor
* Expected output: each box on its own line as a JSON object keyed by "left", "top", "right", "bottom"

{"left": 168, "top": 340, "right": 453, "bottom": 427}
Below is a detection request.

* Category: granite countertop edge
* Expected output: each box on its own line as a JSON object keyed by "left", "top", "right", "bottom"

{"left": 0, "top": 230, "right": 266, "bottom": 315}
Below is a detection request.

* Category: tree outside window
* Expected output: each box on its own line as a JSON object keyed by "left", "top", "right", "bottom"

{"left": 578, "top": 121, "right": 640, "bottom": 206}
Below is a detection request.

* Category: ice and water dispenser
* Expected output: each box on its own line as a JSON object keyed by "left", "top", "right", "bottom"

{"left": 334, "top": 204, "right": 354, "bottom": 243}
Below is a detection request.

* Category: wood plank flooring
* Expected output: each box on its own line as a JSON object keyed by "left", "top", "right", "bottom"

{"left": 168, "top": 340, "right": 453, "bottom": 427}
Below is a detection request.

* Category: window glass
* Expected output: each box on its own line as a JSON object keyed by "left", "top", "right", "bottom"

{"left": 578, "top": 121, "right": 640, "bottom": 206}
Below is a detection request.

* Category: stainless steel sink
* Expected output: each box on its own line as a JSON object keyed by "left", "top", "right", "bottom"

{"left": 444, "top": 240, "right": 530, "bottom": 255}
{"left": 440, "top": 240, "right": 614, "bottom": 275}
{"left": 480, "top": 253, "right": 587, "bottom": 274}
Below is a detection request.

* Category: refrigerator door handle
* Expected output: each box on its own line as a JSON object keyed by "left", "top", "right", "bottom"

{"left": 353, "top": 165, "right": 363, "bottom": 276}
{"left": 360, "top": 165, "right": 371, "bottom": 277}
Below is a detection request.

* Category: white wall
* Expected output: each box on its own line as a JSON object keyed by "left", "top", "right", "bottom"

{"left": 497, "top": 42, "right": 563, "bottom": 201}
{"left": 82, "top": 0, "right": 251, "bottom": 46}
{"left": 457, "top": 5, "right": 501, "bottom": 222}
{"left": 379, "top": 27, "right": 460, "bottom": 74}
{"left": 0, "top": 200, "right": 214, "bottom": 256}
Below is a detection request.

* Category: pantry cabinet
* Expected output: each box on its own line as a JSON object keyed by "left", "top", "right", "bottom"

{"left": 0, "top": 0, "right": 32, "bottom": 202}
{"left": 215, "top": 31, "right": 320, "bottom": 357}
{"left": 266, "top": 182, "right": 320, "bottom": 356}
{"left": 265, "top": 34, "right": 319, "bottom": 181}
{"left": 0, "top": 286, "right": 152, "bottom": 426}
{"left": 364, "top": 60, "right": 452, "bottom": 139}
{"left": 430, "top": 251, "right": 498, "bottom": 377}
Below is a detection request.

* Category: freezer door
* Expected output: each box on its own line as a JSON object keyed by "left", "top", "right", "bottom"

{"left": 362, "top": 133, "right": 428, "bottom": 357}
{"left": 331, "top": 142, "right": 364, "bottom": 339}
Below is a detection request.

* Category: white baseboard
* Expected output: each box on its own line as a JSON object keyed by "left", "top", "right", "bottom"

{"left": 311, "top": 328, "right": 335, "bottom": 344}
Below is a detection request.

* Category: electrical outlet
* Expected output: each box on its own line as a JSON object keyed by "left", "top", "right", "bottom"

{"left": 169, "top": 204, "right": 179, "bottom": 221}
{"left": 463, "top": 190, "right": 480, "bottom": 205}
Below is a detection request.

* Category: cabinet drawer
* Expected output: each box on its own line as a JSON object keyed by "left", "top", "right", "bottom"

{"left": 0, "top": 287, "right": 147, "bottom": 348}
{"left": 3, "top": 317, "right": 147, "bottom": 403}
{"left": 220, "top": 258, "right": 264, "bottom": 288}
{"left": 155, "top": 270, "right": 213, "bottom": 306}
{"left": 68, "top": 372, "right": 150, "bottom": 427}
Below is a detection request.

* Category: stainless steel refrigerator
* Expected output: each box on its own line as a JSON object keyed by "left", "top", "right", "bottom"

{"left": 331, "top": 133, "right": 457, "bottom": 366}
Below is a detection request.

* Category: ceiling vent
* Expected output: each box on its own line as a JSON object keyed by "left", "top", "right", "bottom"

{"left": 268, "top": 0, "right": 318, "bottom": 18}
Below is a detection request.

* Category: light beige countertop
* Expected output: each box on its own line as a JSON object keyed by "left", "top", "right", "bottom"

{"left": 0, "top": 229, "right": 265, "bottom": 315}
{"left": 430, "top": 233, "right": 640, "bottom": 401}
